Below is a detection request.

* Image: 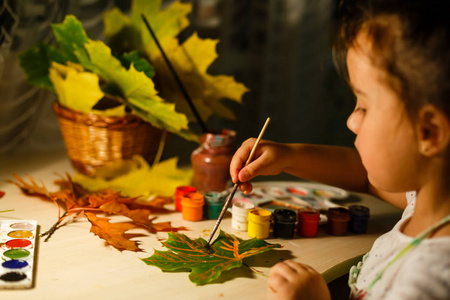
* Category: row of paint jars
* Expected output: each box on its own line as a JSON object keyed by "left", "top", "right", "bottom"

{"left": 232, "top": 203, "right": 300, "bottom": 239}
{"left": 175, "top": 186, "right": 226, "bottom": 221}
{"left": 231, "top": 200, "right": 316, "bottom": 239}
{"left": 231, "top": 200, "right": 370, "bottom": 239}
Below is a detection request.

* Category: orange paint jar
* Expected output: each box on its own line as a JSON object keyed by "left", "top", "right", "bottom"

{"left": 181, "top": 192, "right": 204, "bottom": 221}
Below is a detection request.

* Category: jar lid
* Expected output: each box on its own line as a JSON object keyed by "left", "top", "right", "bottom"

{"left": 181, "top": 192, "right": 204, "bottom": 205}
{"left": 273, "top": 209, "right": 297, "bottom": 223}
{"left": 327, "top": 207, "right": 350, "bottom": 221}
{"left": 204, "top": 191, "right": 223, "bottom": 203}
{"left": 349, "top": 205, "right": 370, "bottom": 218}
{"left": 202, "top": 129, "right": 236, "bottom": 148}
{"left": 298, "top": 208, "right": 320, "bottom": 221}
{"left": 232, "top": 200, "right": 255, "bottom": 215}
{"left": 248, "top": 208, "right": 271, "bottom": 223}
{"left": 175, "top": 186, "right": 196, "bottom": 196}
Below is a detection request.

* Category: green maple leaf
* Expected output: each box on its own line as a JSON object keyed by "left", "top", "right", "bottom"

{"left": 142, "top": 230, "right": 281, "bottom": 285}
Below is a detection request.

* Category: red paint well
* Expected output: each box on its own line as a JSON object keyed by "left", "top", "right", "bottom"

{"left": 287, "top": 187, "right": 308, "bottom": 196}
{"left": 5, "top": 239, "right": 32, "bottom": 249}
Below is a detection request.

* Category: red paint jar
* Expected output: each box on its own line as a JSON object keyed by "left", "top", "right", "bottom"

{"left": 297, "top": 208, "right": 320, "bottom": 237}
{"left": 327, "top": 207, "right": 350, "bottom": 236}
{"left": 191, "top": 130, "right": 236, "bottom": 193}
{"left": 174, "top": 186, "right": 196, "bottom": 212}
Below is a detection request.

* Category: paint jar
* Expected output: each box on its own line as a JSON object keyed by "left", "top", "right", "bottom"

{"left": 203, "top": 191, "right": 225, "bottom": 219}
{"left": 231, "top": 200, "right": 255, "bottom": 231}
{"left": 348, "top": 205, "right": 370, "bottom": 234}
{"left": 191, "top": 129, "right": 236, "bottom": 193}
{"left": 327, "top": 207, "right": 350, "bottom": 236}
{"left": 273, "top": 209, "right": 297, "bottom": 239}
{"left": 174, "top": 186, "right": 196, "bottom": 212}
{"left": 204, "top": 191, "right": 223, "bottom": 203}
{"left": 248, "top": 208, "right": 272, "bottom": 239}
{"left": 297, "top": 208, "right": 321, "bottom": 237}
{"left": 181, "top": 192, "right": 204, "bottom": 221}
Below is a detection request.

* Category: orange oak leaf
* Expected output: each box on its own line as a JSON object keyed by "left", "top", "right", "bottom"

{"left": 85, "top": 212, "right": 141, "bottom": 252}
{"left": 8, "top": 174, "right": 185, "bottom": 251}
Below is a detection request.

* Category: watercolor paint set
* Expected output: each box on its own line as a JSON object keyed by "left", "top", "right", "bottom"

{"left": 231, "top": 181, "right": 349, "bottom": 212}
{"left": 0, "top": 220, "right": 37, "bottom": 289}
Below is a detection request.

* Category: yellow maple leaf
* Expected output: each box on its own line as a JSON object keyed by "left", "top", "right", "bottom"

{"left": 73, "top": 155, "right": 193, "bottom": 198}
{"left": 103, "top": 0, "right": 249, "bottom": 124}
{"left": 50, "top": 62, "right": 104, "bottom": 113}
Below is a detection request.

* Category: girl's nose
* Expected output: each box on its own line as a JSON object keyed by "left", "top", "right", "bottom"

{"left": 347, "top": 110, "right": 361, "bottom": 134}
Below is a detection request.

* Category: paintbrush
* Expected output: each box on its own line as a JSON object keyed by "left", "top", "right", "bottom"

{"left": 205, "top": 117, "right": 271, "bottom": 252}
{"left": 141, "top": 14, "right": 209, "bottom": 133}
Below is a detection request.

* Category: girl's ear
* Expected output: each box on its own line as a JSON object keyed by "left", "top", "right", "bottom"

{"left": 417, "top": 105, "right": 450, "bottom": 156}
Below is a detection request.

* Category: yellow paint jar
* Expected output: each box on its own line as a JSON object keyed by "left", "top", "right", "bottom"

{"left": 248, "top": 208, "right": 271, "bottom": 239}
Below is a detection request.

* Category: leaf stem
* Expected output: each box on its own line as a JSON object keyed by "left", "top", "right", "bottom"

{"left": 40, "top": 211, "right": 68, "bottom": 242}
{"left": 243, "top": 262, "right": 268, "bottom": 278}
{"left": 0, "top": 209, "right": 14, "bottom": 213}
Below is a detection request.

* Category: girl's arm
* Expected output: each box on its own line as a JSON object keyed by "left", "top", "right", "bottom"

{"left": 230, "top": 140, "right": 407, "bottom": 209}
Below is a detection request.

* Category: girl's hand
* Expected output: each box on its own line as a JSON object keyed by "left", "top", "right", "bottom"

{"left": 268, "top": 260, "right": 331, "bottom": 300}
{"left": 230, "top": 139, "right": 291, "bottom": 194}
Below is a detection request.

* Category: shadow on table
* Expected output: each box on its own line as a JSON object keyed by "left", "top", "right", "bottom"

{"left": 208, "top": 249, "right": 294, "bottom": 284}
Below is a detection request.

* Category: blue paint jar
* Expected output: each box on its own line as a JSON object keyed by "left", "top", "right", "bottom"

{"left": 348, "top": 205, "right": 370, "bottom": 234}
{"left": 273, "top": 209, "right": 297, "bottom": 239}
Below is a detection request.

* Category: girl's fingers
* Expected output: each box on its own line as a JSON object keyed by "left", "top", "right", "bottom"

{"left": 270, "top": 261, "right": 299, "bottom": 279}
{"left": 230, "top": 138, "right": 256, "bottom": 183}
{"left": 238, "top": 181, "right": 253, "bottom": 194}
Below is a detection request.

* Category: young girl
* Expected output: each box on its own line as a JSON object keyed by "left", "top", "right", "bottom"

{"left": 230, "top": 0, "right": 450, "bottom": 299}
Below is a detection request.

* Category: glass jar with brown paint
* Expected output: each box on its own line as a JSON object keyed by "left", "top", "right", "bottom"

{"left": 191, "top": 129, "right": 236, "bottom": 193}
{"left": 327, "top": 207, "right": 350, "bottom": 236}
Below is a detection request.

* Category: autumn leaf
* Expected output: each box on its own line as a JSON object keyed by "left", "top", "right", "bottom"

{"left": 19, "top": 15, "right": 197, "bottom": 141}
{"left": 85, "top": 212, "right": 141, "bottom": 252}
{"left": 103, "top": 0, "right": 249, "bottom": 124}
{"left": 142, "top": 230, "right": 281, "bottom": 285}
{"left": 73, "top": 155, "right": 193, "bottom": 198}
{"left": 8, "top": 173, "right": 185, "bottom": 251}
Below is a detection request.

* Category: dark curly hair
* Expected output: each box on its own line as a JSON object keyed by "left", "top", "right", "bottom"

{"left": 333, "top": 0, "right": 450, "bottom": 120}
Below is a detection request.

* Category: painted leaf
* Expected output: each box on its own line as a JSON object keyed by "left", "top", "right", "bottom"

{"left": 8, "top": 174, "right": 185, "bottom": 252}
{"left": 103, "top": 0, "right": 249, "bottom": 124}
{"left": 142, "top": 230, "right": 281, "bottom": 284}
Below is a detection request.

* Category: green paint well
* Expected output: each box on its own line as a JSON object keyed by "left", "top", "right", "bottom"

{"left": 3, "top": 249, "right": 30, "bottom": 260}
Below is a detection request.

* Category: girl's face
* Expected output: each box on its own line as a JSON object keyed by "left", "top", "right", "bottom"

{"left": 346, "top": 32, "right": 421, "bottom": 193}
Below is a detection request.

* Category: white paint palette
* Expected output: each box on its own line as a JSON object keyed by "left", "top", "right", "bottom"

{"left": 232, "top": 181, "right": 349, "bottom": 212}
{"left": 0, "top": 220, "right": 37, "bottom": 289}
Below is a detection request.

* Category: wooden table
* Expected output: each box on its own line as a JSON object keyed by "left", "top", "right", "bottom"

{"left": 0, "top": 150, "right": 402, "bottom": 300}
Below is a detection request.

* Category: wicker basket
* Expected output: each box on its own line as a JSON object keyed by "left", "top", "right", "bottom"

{"left": 53, "top": 102, "right": 163, "bottom": 176}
